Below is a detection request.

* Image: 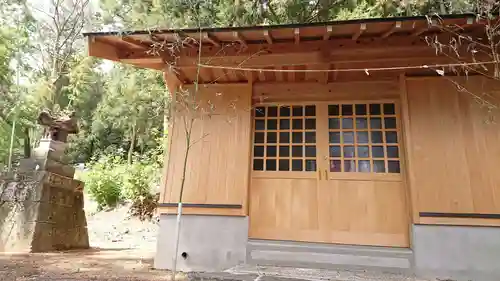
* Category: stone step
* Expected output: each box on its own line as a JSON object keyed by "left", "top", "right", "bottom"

{"left": 246, "top": 239, "right": 414, "bottom": 273}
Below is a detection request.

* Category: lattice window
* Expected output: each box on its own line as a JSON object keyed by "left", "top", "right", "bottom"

{"left": 328, "top": 103, "right": 401, "bottom": 173}
{"left": 253, "top": 105, "right": 317, "bottom": 172}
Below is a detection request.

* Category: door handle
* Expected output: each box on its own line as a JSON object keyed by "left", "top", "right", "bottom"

{"left": 324, "top": 169, "right": 328, "bottom": 179}
{"left": 318, "top": 170, "right": 322, "bottom": 180}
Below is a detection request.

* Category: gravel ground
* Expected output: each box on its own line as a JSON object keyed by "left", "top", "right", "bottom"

{"left": 84, "top": 199, "right": 158, "bottom": 251}
{"left": 0, "top": 198, "right": 171, "bottom": 281}
{"left": 0, "top": 198, "right": 430, "bottom": 281}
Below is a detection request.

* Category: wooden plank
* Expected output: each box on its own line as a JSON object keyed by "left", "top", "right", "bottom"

{"left": 120, "top": 35, "right": 464, "bottom": 67}
{"left": 249, "top": 177, "right": 409, "bottom": 247}
{"left": 405, "top": 76, "right": 500, "bottom": 221}
{"left": 419, "top": 217, "right": 500, "bottom": 227}
{"left": 160, "top": 68, "right": 181, "bottom": 203}
{"left": 163, "top": 83, "right": 252, "bottom": 210}
{"left": 157, "top": 206, "right": 245, "bottom": 216}
{"left": 253, "top": 81, "right": 399, "bottom": 103}
{"left": 399, "top": 74, "right": 419, "bottom": 224}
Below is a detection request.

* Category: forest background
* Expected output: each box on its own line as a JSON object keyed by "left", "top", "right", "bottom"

{"left": 0, "top": 0, "right": 480, "bottom": 210}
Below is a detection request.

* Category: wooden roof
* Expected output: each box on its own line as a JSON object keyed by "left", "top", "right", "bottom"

{"left": 85, "top": 14, "right": 489, "bottom": 84}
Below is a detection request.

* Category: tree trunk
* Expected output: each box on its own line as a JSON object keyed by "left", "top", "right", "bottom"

{"left": 318, "top": 0, "right": 331, "bottom": 22}
{"left": 127, "top": 123, "right": 137, "bottom": 165}
{"left": 23, "top": 127, "right": 31, "bottom": 158}
{"left": 439, "top": 0, "right": 447, "bottom": 14}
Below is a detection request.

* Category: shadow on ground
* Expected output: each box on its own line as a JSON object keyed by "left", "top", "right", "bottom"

{"left": 0, "top": 247, "right": 174, "bottom": 281}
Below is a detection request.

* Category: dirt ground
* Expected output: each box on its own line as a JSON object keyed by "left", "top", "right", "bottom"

{"left": 0, "top": 198, "right": 174, "bottom": 281}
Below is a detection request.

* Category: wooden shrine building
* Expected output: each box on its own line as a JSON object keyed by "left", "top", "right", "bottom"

{"left": 85, "top": 14, "right": 500, "bottom": 281}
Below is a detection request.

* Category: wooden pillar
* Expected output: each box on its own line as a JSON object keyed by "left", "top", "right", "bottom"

{"left": 160, "top": 67, "right": 182, "bottom": 203}
{"left": 399, "top": 74, "right": 418, "bottom": 224}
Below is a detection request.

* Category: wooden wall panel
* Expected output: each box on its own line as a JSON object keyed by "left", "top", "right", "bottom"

{"left": 249, "top": 178, "right": 409, "bottom": 247}
{"left": 253, "top": 81, "right": 399, "bottom": 103}
{"left": 161, "top": 83, "right": 252, "bottom": 215}
{"left": 406, "top": 76, "right": 500, "bottom": 221}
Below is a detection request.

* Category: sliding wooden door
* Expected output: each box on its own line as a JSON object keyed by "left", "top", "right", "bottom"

{"left": 315, "top": 102, "right": 409, "bottom": 247}
{"left": 249, "top": 104, "right": 323, "bottom": 240}
{"left": 249, "top": 101, "right": 409, "bottom": 247}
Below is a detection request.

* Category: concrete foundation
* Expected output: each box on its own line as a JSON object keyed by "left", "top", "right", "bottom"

{"left": 154, "top": 214, "right": 248, "bottom": 272}
{"left": 413, "top": 224, "right": 500, "bottom": 281}
{"left": 247, "top": 239, "right": 413, "bottom": 273}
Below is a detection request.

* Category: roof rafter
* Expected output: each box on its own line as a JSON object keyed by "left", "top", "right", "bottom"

{"left": 352, "top": 23, "right": 367, "bottom": 40}
{"left": 233, "top": 31, "right": 248, "bottom": 49}
{"left": 294, "top": 28, "right": 300, "bottom": 44}
{"left": 263, "top": 30, "right": 273, "bottom": 44}
{"left": 203, "top": 32, "right": 221, "bottom": 47}
{"left": 381, "top": 21, "right": 402, "bottom": 38}
{"left": 323, "top": 26, "right": 333, "bottom": 41}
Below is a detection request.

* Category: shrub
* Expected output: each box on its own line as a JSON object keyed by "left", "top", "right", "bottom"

{"left": 122, "top": 160, "right": 155, "bottom": 200}
{"left": 83, "top": 155, "right": 124, "bottom": 210}
{"left": 82, "top": 151, "right": 161, "bottom": 212}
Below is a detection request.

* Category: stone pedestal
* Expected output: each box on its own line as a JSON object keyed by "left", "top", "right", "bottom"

{"left": 0, "top": 139, "right": 89, "bottom": 252}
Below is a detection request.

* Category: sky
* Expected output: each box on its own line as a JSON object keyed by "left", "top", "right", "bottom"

{"left": 9, "top": 0, "right": 116, "bottom": 84}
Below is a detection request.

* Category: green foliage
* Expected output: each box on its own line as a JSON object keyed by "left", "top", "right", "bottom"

{"left": 122, "top": 155, "right": 160, "bottom": 200}
{"left": 82, "top": 155, "right": 124, "bottom": 210}
{"left": 83, "top": 144, "right": 162, "bottom": 210}
{"left": 0, "top": 0, "right": 484, "bottom": 212}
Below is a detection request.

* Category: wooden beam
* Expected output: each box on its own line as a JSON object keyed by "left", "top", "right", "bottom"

{"left": 275, "top": 66, "right": 284, "bottom": 82}
{"left": 398, "top": 73, "right": 419, "bottom": 224}
{"left": 294, "top": 28, "right": 300, "bottom": 44}
{"left": 119, "top": 34, "right": 480, "bottom": 68}
{"left": 87, "top": 37, "right": 120, "bottom": 61}
{"left": 452, "top": 17, "right": 475, "bottom": 33}
{"left": 123, "top": 35, "right": 447, "bottom": 65}
{"left": 233, "top": 31, "right": 248, "bottom": 48}
{"left": 176, "top": 68, "right": 190, "bottom": 84}
{"left": 199, "top": 67, "right": 214, "bottom": 83}
{"left": 352, "top": 23, "right": 367, "bottom": 41}
{"left": 174, "top": 32, "right": 197, "bottom": 48}
{"left": 150, "top": 34, "right": 170, "bottom": 45}
{"left": 317, "top": 64, "right": 330, "bottom": 84}
{"left": 258, "top": 69, "right": 266, "bottom": 81}
{"left": 263, "top": 30, "right": 273, "bottom": 44}
{"left": 288, "top": 66, "right": 296, "bottom": 82}
{"left": 122, "top": 36, "right": 152, "bottom": 49}
{"left": 332, "top": 64, "right": 339, "bottom": 81}
{"left": 203, "top": 32, "right": 221, "bottom": 47}
{"left": 163, "top": 65, "right": 183, "bottom": 94}
{"left": 323, "top": 26, "right": 333, "bottom": 41}
{"left": 381, "top": 21, "right": 402, "bottom": 38}
{"left": 412, "top": 27, "right": 428, "bottom": 37}
{"left": 412, "top": 19, "right": 437, "bottom": 37}
{"left": 246, "top": 71, "right": 256, "bottom": 83}
{"left": 225, "top": 69, "right": 239, "bottom": 81}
